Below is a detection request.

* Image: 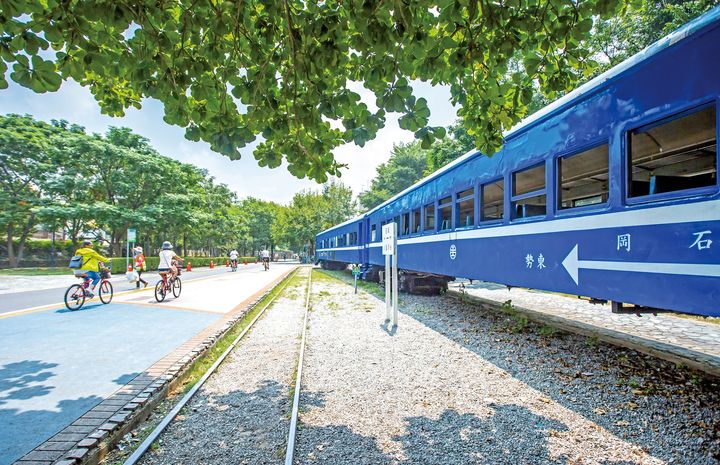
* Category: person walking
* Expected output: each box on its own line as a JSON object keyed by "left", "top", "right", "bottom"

{"left": 134, "top": 246, "right": 149, "bottom": 288}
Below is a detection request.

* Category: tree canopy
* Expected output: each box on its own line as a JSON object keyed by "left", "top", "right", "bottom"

{"left": 273, "top": 181, "right": 356, "bottom": 254}
{"left": 0, "top": 0, "right": 625, "bottom": 182}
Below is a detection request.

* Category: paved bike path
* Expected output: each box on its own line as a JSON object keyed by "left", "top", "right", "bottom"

{"left": 0, "top": 266, "right": 231, "bottom": 316}
{"left": 0, "top": 263, "right": 294, "bottom": 465}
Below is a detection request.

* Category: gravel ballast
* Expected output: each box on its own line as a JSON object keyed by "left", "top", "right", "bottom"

{"left": 295, "top": 271, "right": 719, "bottom": 465}
{"left": 136, "top": 268, "right": 310, "bottom": 465}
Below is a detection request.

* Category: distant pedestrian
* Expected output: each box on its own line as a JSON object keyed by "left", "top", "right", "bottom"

{"left": 133, "top": 246, "right": 149, "bottom": 288}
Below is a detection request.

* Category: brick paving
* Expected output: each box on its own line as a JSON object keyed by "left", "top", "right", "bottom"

{"left": 12, "top": 266, "right": 298, "bottom": 465}
{"left": 449, "top": 280, "right": 720, "bottom": 377}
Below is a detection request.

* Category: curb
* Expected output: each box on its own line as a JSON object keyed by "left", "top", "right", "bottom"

{"left": 446, "top": 290, "right": 720, "bottom": 379}
{"left": 13, "top": 266, "right": 300, "bottom": 465}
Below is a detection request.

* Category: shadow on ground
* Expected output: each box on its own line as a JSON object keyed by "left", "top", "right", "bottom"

{"left": 0, "top": 360, "right": 132, "bottom": 465}
{"left": 318, "top": 270, "right": 720, "bottom": 464}
{"left": 139, "top": 379, "right": 327, "bottom": 465}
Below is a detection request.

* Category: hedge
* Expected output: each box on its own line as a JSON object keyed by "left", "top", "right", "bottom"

{"left": 0, "top": 239, "right": 76, "bottom": 258}
{"left": 109, "top": 256, "right": 257, "bottom": 273}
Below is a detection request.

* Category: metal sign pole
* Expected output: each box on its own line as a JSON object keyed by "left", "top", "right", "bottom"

{"left": 392, "top": 249, "right": 398, "bottom": 327}
{"left": 385, "top": 253, "right": 391, "bottom": 321}
{"left": 382, "top": 223, "right": 396, "bottom": 323}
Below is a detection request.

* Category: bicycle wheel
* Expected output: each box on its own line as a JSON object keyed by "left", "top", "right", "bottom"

{"left": 99, "top": 280, "right": 113, "bottom": 304}
{"left": 64, "top": 284, "right": 85, "bottom": 311}
{"left": 172, "top": 277, "right": 182, "bottom": 297}
{"left": 154, "top": 280, "right": 166, "bottom": 302}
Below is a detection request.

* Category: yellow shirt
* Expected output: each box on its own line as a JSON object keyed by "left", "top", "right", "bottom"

{"left": 74, "top": 247, "right": 109, "bottom": 272}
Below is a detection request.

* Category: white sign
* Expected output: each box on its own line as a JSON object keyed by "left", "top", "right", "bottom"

{"left": 127, "top": 228, "right": 136, "bottom": 242}
{"left": 382, "top": 223, "right": 396, "bottom": 256}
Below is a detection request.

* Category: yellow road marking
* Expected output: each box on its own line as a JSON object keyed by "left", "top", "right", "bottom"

{"left": 119, "top": 300, "right": 222, "bottom": 315}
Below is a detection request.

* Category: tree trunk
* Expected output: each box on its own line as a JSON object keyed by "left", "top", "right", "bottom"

{"left": 7, "top": 224, "right": 16, "bottom": 268}
{"left": 183, "top": 233, "right": 188, "bottom": 257}
{"left": 13, "top": 215, "right": 36, "bottom": 267}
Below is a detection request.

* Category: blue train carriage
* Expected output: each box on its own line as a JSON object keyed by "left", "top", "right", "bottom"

{"left": 315, "top": 216, "right": 364, "bottom": 270}
{"left": 360, "top": 7, "right": 720, "bottom": 317}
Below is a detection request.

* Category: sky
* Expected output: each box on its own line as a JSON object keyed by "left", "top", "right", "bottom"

{"left": 0, "top": 79, "right": 457, "bottom": 205}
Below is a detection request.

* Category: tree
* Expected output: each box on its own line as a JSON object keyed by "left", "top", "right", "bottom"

{"left": 0, "top": 114, "right": 59, "bottom": 266}
{"left": 272, "top": 181, "right": 355, "bottom": 254}
{"left": 588, "top": 0, "right": 719, "bottom": 70}
{"left": 358, "top": 143, "right": 428, "bottom": 210}
{"left": 321, "top": 181, "right": 356, "bottom": 227}
{"left": 273, "top": 190, "right": 325, "bottom": 256}
{"left": 237, "top": 197, "right": 280, "bottom": 254}
{"left": 0, "top": 1, "right": 624, "bottom": 182}
{"left": 1, "top": 114, "right": 254, "bottom": 264}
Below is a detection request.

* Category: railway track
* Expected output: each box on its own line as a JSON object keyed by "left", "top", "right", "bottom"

{"left": 121, "top": 267, "right": 312, "bottom": 465}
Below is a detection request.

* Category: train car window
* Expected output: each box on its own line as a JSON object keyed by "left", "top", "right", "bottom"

{"left": 628, "top": 105, "right": 717, "bottom": 198}
{"left": 394, "top": 216, "right": 401, "bottom": 237}
{"left": 512, "top": 164, "right": 546, "bottom": 219}
{"left": 371, "top": 224, "right": 377, "bottom": 242}
{"left": 455, "top": 188, "right": 475, "bottom": 228}
{"left": 481, "top": 179, "right": 504, "bottom": 221}
{"left": 412, "top": 209, "right": 421, "bottom": 233}
{"left": 401, "top": 212, "right": 410, "bottom": 236}
{"left": 424, "top": 203, "right": 435, "bottom": 231}
{"left": 439, "top": 196, "right": 452, "bottom": 231}
{"left": 559, "top": 144, "right": 609, "bottom": 209}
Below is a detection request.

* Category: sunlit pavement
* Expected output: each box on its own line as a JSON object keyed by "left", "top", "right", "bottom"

{"left": 0, "top": 261, "right": 297, "bottom": 465}
{"left": 0, "top": 266, "right": 230, "bottom": 316}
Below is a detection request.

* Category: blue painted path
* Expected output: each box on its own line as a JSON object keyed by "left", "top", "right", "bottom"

{"left": 0, "top": 302, "right": 219, "bottom": 464}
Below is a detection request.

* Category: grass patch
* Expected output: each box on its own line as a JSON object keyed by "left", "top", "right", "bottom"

{"left": 0, "top": 267, "right": 69, "bottom": 276}
{"left": 314, "top": 269, "right": 384, "bottom": 299}
{"left": 538, "top": 325, "right": 559, "bottom": 338}
{"left": 500, "top": 300, "right": 530, "bottom": 333}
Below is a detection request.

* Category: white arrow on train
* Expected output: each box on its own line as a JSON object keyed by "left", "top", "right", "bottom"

{"left": 561, "top": 244, "right": 720, "bottom": 285}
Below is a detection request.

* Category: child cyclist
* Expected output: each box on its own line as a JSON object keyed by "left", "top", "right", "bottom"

{"left": 73, "top": 239, "right": 109, "bottom": 297}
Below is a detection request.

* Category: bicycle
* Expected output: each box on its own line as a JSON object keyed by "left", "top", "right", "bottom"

{"left": 154, "top": 270, "right": 182, "bottom": 302}
{"left": 262, "top": 258, "right": 270, "bottom": 271}
{"left": 230, "top": 259, "right": 238, "bottom": 272}
{"left": 64, "top": 264, "right": 113, "bottom": 311}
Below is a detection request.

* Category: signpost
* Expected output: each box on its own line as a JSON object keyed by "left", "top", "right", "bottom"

{"left": 126, "top": 228, "right": 137, "bottom": 271}
{"left": 382, "top": 223, "right": 398, "bottom": 326}
{"left": 351, "top": 264, "right": 361, "bottom": 294}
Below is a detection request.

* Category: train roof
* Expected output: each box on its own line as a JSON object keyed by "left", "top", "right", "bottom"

{"left": 317, "top": 215, "right": 363, "bottom": 236}
{"left": 362, "top": 5, "right": 720, "bottom": 218}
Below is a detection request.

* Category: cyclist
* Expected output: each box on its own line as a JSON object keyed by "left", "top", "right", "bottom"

{"left": 158, "top": 241, "right": 183, "bottom": 280}
{"left": 73, "top": 239, "right": 109, "bottom": 297}
{"left": 229, "top": 249, "right": 239, "bottom": 269}
{"left": 260, "top": 247, "right": 270, "bottom": 269}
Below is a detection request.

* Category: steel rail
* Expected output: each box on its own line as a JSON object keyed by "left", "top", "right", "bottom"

{"left": 122, "top": 267, "right": 302, "bottom": 465}
{"left": 284, "top": 269, "right": 312, "bottom": 465}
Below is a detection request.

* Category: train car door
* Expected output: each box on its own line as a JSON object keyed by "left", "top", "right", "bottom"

{"left": 360, "top": 218, "right": 369, "bottom": 265}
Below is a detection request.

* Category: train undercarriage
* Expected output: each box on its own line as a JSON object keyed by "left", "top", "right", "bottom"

{"left": 318, "top": 261, "right": 453, "bottom": 295}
